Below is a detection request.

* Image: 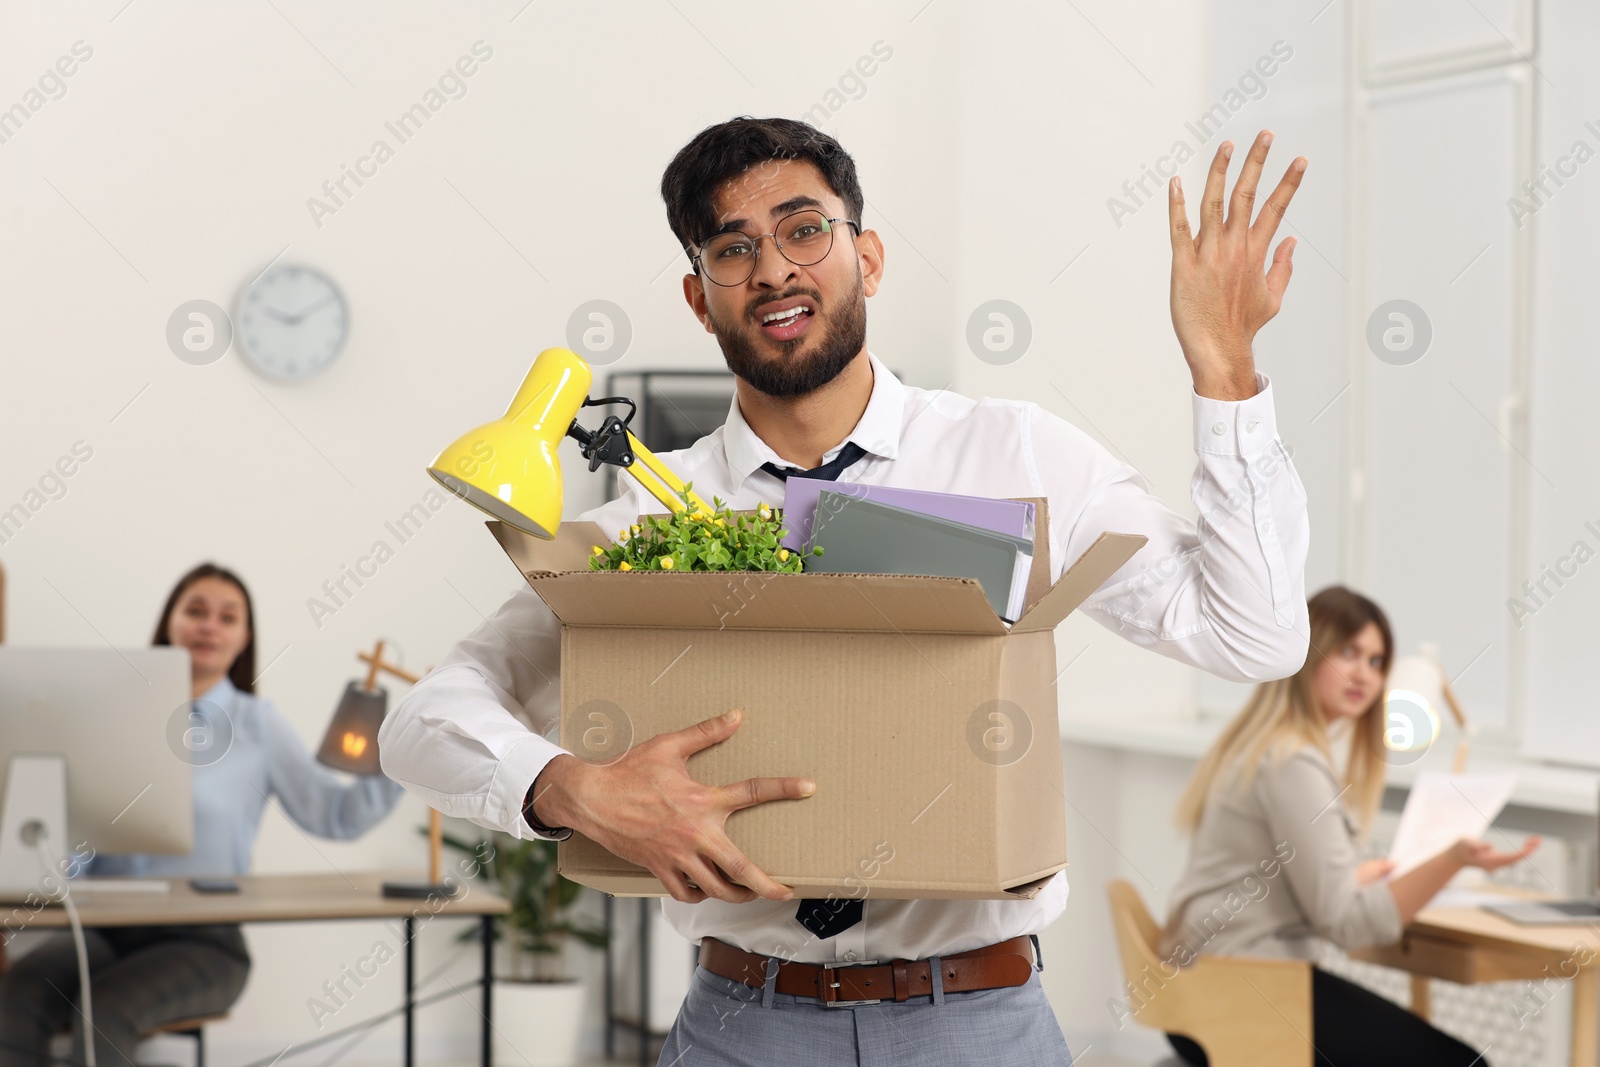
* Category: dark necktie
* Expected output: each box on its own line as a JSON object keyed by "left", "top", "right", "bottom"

{"left": 759, "top": 440, "right": 868, "bottom": 483}
{"left": 795, "top": 895, "right": 864, "bottom": 940}
{"left": 764, "top": 439, "right": 870, "bottom": 939}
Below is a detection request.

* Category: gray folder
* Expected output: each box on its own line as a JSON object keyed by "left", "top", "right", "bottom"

{"left": 806, "top": 490, "right": 1035, "bottom": 622}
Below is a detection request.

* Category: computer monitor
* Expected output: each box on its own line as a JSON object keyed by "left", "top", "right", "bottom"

{"left": 0, "top": 647, "right": 193, "bottom": 895}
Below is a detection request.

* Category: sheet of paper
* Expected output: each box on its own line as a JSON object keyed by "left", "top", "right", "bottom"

{"left": 1385, "top": 773, "right": 1516, "bottom": 879}
{"left": 1428, "top": 886, "right": 1516, "bottom": 909}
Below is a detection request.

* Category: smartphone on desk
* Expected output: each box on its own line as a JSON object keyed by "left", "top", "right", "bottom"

{"left": 188, "top": 877, "right": 239, "bottom": 893}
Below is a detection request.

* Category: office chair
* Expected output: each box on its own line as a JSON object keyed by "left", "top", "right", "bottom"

{"left": 1106, "top": 879, "right": 1314, "bottom": 1066}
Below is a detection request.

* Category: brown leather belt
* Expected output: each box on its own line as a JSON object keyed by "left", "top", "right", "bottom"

{"left": 698, "top": 935, "right": 1036, "bottom": 1005}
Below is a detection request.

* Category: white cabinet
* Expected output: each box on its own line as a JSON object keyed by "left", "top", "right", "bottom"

{"left": 1347, "top": 2, "right": 1538, "bottom": 736}
{"left": 1357, "top": 66, "right": 1531, "bottom": 731}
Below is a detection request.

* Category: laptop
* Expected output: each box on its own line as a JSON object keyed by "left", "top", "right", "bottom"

{"left": 1486, "top": 898, "right": 1600, "bottom": 924}
{"left": 1483, "top": 782, "right": 1600, "bottom": 925}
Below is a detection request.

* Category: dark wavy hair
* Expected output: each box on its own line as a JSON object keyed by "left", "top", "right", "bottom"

{"left": 151, "top": 562, "right": 257, "bottom": 693}
{"left": 660, "top": 116, "right": 865, "bottom": 265}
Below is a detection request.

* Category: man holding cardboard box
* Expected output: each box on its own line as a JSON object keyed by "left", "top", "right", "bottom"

{"left": 380, "top": 118, "right": 1312, "bottom": 1064}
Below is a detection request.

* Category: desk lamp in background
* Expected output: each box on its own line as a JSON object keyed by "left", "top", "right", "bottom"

{"left": 1385, "top": 642, "right": 1474, "bottom": 773}
{"left": 426, "top": 346, "right": 707, "bottom": 539}
{"left": 316, "top": 640, "right": 453, "bottom": 899}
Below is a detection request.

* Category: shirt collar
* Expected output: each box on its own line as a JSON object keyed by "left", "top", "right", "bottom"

{"left": 196, "top": 672, "right": 237, "bottom": 707}
{"left": 722, "top": 351, "right": 906, "bottom": 487}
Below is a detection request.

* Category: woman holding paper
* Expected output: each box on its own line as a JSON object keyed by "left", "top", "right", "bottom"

{"left": 1159, "top": 585, "right": 1539, "bottom": 1067}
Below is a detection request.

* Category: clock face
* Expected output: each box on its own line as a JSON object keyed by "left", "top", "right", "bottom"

{"left": 236, "top": 264, "right": 349, "bottom": 381}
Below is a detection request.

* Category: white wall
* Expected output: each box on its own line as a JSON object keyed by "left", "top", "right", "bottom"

{"left": 0, "top": 1, "right": 958, "bottom": 1058}
{"left": 2, "top": 0, "right": 1354, "bottom": 1060}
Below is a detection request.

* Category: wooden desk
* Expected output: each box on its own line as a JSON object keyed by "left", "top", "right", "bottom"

{"left": 11, "top": 870, "right": 509, "bottom": 1067}
{"left": 1352, "top": 893, "right": 1600, "bottom": 1067}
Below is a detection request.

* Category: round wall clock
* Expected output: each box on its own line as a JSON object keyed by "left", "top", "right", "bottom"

{"left": 236, "top": 264, "right": 349, "bottom": 381}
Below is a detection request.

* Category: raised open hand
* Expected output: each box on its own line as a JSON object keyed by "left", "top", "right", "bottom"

{"left": 1168, "top": 129, "right": 1308, "bottom": 400}
{"left": 1454, "top": 835, "right": 1542, "bottom": 873}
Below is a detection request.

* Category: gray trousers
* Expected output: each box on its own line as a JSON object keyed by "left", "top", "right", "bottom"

{"left": 0, "top": 925, "right": 250, "bottom": 1067}
{"left": 658, "top": 962, "right": 1074, "bottom": 1066}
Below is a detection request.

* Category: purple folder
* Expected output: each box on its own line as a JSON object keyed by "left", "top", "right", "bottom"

{"left": 779, "top": 481, "right": 1035, "bottom": 551}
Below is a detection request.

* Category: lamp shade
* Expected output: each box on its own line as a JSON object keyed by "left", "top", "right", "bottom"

{"left": 1382, "top": 662, "right": 1443, "bottom": 759}
{"left": 1387, "top": 654, "right": 1447, "bottom": 717}
{"left": 1382, "top": 648, "right": 1470, "bottom": 768}
{"left": 427, "top": 347, "right": 593, "bottom": 540}
{"left": 316, "top": 681, "right": 387, "bottom": 776}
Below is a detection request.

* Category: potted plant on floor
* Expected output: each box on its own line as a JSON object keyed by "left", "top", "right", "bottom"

{"left": 442, "top": 830, "right": 607, "bottom": 1067}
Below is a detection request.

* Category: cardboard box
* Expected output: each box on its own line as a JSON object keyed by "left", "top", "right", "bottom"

{"left": 488, "top": 499, "right": 1145, "bottom": 900}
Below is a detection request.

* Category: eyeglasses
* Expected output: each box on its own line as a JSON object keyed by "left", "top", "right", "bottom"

{"left": 691, "top": 209, "right": 861, "bottom": 287}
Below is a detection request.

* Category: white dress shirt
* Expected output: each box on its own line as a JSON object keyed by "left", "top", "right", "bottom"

{"left": 379, "top": 351, "right": 1311, "bottom": 964}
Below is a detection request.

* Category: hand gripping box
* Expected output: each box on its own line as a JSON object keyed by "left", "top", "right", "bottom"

{"left": 487, "top": 499, "right": 1145, "bottom": 901}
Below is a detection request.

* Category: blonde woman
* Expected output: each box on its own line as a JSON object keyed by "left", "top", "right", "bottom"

{"left": 1160, "top": 586, "right": 1539, "bottom": 1067}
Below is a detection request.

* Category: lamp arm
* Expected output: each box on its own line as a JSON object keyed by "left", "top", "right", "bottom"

{"left": 620, "top": 430, "right": 711, "bottom": 515}
{"left": 357, "top": 647, "right": 426, "bottom": 688}
{"left": 1438, "top": 677, "right": 1470, "bottom": 731}
{"left": 563, "top": 415, "right": 710, "bottom": 516}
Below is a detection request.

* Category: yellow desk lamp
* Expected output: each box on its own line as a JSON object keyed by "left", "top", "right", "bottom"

{"left": 428, "top": 347, "right": 708, "bottom": 538}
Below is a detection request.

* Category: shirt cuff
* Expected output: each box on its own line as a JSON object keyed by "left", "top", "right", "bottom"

{"left": 1360, "top": 879, "right": 1406, "bottom": 948}
{"left": 489, "top": 732, "right": 570, "bottom": 840}
{"left": 1192, "top": 370, "right": 1279, "bottom": 456}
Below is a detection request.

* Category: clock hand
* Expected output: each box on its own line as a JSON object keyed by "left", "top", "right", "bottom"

{"left": 287, "top": 294, "right": 336, "bottom": 325}
{"left": 260, "top": 307, "right": 295, "bottom": 324}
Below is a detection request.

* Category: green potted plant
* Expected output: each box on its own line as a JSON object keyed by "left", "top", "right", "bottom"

{"left": 442, "top": 830, "right": 606, "bottom": 1066}
{"left": 587, "top": 485, "right": 821, "bottom": 573}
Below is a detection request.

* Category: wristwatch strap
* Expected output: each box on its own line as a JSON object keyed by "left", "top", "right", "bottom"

{"left": 522, "top": 778, "right": 574, "bottom": 841}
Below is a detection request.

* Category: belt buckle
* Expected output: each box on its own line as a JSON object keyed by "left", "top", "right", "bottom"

{"left": 820, "top": 960, "right": 881, "bottom": 1007}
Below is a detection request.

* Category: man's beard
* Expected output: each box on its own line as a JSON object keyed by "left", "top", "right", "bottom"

{"left": 707, "top": 272, "right": 867, "bottom": 400}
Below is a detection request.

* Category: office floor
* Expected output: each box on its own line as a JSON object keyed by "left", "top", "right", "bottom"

{"left": 432, "top": 1060, "right": 1168, "bottom": 1067}
{"left": 433, "top": 1052, "right": 1174, "bottom": 1066}
{"left": 1064, "top": 1047, "right": 1177, "bottom": 1066}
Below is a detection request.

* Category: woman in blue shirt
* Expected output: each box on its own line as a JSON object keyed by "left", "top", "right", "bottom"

{"left": 0, "top": 563, "right": 404, "bottom": 1067}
